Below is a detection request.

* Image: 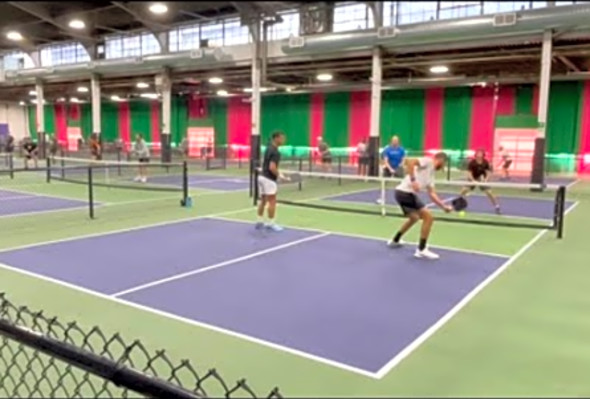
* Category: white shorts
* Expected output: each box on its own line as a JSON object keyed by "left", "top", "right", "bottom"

{"left": 258, "top": 175, "right": 278, "bottom": 196}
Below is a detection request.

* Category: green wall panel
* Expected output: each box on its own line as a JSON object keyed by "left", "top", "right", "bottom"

{"left": 171, "top": 97, "right": 188, "bottom": 145}
{"left": 442, "top": 87, "right": 472, "bottom": 150}
{"left": 43, "top": 105, "right": 56, "bottom": 137}
{"left": 80, "top": 104, "right": 92, "bottom": 139}
{"left": 208, "top": 98, "right": 228, "bottom": 146}
{"left": 129, "top": 101, "right": 152, "bottom": 142}
{"left": 322, "top": 92, "right": 349, "bottom": 148}
{"left": 516, "top": 85, "right": 534, "bottom": 115}
{"left": 546, "top": 81, "right": 582, "bottom": 154}
{"left": 100, "top": 102, "right": 120, "bottom": 142}
{"left": 261, "top": 94, "right": 311, "bottom": 147}
{"left": 380, "top": 89, "right": 426, "bottom": 151}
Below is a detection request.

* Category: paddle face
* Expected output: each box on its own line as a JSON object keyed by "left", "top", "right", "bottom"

{"left": 451, "top": 196, "right": 468, "bottom": 212}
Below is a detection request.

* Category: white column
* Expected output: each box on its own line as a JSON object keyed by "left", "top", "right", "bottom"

{"left": 537, "top": 30, "right": 552, "bottom": 137}
{"left": 91, "top": 74, "right": 101, "bottom": 135}
{"left": 369, "top": 47, "right": 382, "bottom": 140}
{"left": 368, "top": 47, "right": 382, "bottom": 176}
{"left": 251, "top": 22, "right": 261, "bottom": 140}
{"left": 35, "top": 80, "right": 44, "bottom": 136}
{"left": 161, "top": 73, "right": 172, "bottom": 136}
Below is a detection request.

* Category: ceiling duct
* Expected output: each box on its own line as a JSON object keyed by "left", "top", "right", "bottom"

{"left": 281, "top": 4, "right": 590, "bottom": 55}
{"left": 3, "top": 48, "right": 229, "bottom": 82}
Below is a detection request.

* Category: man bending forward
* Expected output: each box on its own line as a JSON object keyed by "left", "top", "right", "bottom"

{"left": 388, "top": 152, "right": 452, "bottom": 260}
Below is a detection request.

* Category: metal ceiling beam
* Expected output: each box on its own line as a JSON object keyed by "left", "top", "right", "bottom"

{"left": 110, "top": 2, "right": 169, "bottom": 32}
{"left": 556, "top": 55, "right": 581, "bottom": 72}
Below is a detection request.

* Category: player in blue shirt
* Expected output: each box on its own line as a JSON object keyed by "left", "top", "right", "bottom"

{"left": 382, "top": 136, "right": 406, "bottom": 178}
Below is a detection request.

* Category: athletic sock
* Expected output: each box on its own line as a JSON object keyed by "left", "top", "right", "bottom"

{"left": 393, "top": 232, "right": 403, "bottom": 243}
{"left": 419, "top": 238, "right": 427, "bottom": 251}
{"left": 257, "top": 215, "right": 264, "bottom": 223}
{"left": 268, "top": 218, "right": 275, "bottom": 226}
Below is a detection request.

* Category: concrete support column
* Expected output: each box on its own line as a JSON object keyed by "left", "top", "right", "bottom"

{"left": 531, "top": 30, "right": 552, "bottom": 185}
{"left": 250, "top": 19, "right": 262, "bottom": 168}
{"left": 91, "top": 74, "right": 101, "bottom": 153}
{"left": 157, "top": 69, "right": 172, "bottom": 163}
{"left": 35, "top": 79, "right": 46, "bottom": 158}
{"left": 368, "top": 47, "right": 382, "bottom": 176}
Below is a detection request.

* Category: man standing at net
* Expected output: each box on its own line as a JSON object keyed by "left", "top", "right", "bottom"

{"left": 382, "top": 135, "right": 406, "bottom": 178}
{"left": 22, "top": 137, "right": 39, "bottom": 170}
{"left": 256, "top": 131, "right": 288, "bottom": 232}
{"left": 133, "top": 134, "right": 150, "bottom": 183}
{"left": 388, "top": 152, "right": 452, "bottom": 260}
{"left": 460, "top": 149, "right": 501, "bottom": 214}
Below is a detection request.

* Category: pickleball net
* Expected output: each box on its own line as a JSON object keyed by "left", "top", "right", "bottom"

{"left": 0, "top": 293, "right": 282, "bottom": 398}
{"left": 254, "top": 169, "right": 568, "bottom": 238}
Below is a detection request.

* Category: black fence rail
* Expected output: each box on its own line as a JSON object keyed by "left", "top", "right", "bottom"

{"left": 0, "top": 293, "right": 283, "bottom": 399}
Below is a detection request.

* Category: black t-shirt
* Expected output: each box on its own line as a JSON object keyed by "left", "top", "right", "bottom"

{"left": 23, "top": 142, "right": 38, "bottom": 154}
{"left": 262, "top": 144, "right": 281, "bottom": 181}
{"left": 468, "top": 159, "right": 491, "bottom": 179}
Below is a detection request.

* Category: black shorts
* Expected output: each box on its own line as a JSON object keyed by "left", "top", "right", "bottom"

{"left": 395, "top": 189, "right": 425, "bottom": 215}
{"left": 139, "top": 157, "right": 150, "bottom": 163}
{"left": 25, "top": 153, "right": 37, "bottom": 160}
{"left": 503, "top": 160, "right": 512, "bottom": 169}
{"left": 321, "top": 156, "right": 332, "bottom": 164}
{"left": 359, "top": 156, "right": 369, "bottom": 165}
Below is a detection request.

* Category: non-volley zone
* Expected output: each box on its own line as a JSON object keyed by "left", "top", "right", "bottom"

{"left": 150, "top": 173, "right": 249, "bottom": 191}
{"left": 325, "top": 188, "right": 576, "bottom": 220}
{"left": 0, "top": 217, "right": 507, "bottom": 377}
{"left": 0, "top": 188, "right": 89, "bottom": 218}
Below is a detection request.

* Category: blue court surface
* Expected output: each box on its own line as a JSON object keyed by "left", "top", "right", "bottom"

{"left": 325, "top": 189, "right": 575, "bottom": 220}
{"left": 0, "top": 217, "right": 508, "bottom": 375}
{"left": 0, "top": 188, "right": 89, "bottom": 217}
{"left": 143, "top": 174, "right": 249, "bottom": 191}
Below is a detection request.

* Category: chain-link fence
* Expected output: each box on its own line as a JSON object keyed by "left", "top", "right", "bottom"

{"left": 0, "top": 293, "right": 283, "bottom": 398}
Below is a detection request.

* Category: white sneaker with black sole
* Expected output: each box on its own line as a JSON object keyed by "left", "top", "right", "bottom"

{"left": 414, "top": 248, "right": 440, "bottom": 260}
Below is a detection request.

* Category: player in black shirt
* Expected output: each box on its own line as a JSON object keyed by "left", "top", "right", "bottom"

{"left": 256, "top": 131, "right": 288, "bottom": 232}
{"left": 22, "top": 138, "right": 39, "bottom": 170}
{"left": 460, "top": 149, "right": 501, "bottom": 214}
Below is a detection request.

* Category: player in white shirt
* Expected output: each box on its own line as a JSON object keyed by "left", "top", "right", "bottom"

{"left": 387, "top": 152, "right": 452, "bottom": 259}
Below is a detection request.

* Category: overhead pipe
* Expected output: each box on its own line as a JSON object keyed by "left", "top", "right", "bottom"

{"left": 3, "top": 48, "right": 230, "bottom": 81}
{"left": 281, "top": 4, "right": 590, "bottom": 55}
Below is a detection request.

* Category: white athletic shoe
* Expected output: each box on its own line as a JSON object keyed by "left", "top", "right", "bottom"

{"left": 376, "top": 198, "right": 384, "bottom": 205}
{"left": 387, "top": 239, "right": 405, "bottom": 248}
{"left": 141, "top": 177, "right": 147, "bottom": 183}
{"left": 414, "top": 248, "right": 440, "bottom": 260}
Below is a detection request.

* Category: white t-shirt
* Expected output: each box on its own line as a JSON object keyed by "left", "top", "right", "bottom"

{"left": 395, "top": 157, "right": 435, "bottom": 193}
{"left": 357, "top": 142, "right": 367, "bottom": 155}
{"left": 501, "top": 149, "right": 511, "bottom": 161}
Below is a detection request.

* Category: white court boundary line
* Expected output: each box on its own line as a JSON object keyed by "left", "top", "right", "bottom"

{"left": 112, "top": 232, "right": 329, "bottom": 297}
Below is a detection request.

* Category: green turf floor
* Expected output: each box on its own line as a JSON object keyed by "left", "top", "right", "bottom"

{"left": 1, "top": 169, "right": 590, "bottom": 397}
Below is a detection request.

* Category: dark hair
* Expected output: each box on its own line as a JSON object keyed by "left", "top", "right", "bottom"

{"left": 475, "top": 148, "right": 486, "bottom": 157}
{"left": 433, "top": 152, "right": 448, "bottom": 162}
{"left": 271, "top": 131, "right": 284, "bottom": 140}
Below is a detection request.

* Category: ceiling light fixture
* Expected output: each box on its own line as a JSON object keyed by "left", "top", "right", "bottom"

{"left": 111, "top": 95, "right": 124, "bottom": 102}
{"left": 6, "top": 31, "right": 23, "bottom": 41}
{"left": 316, "top": 73, "right": 333, "bottom": 82}
{"left": 136, "top": 82, "right": 149, "bottom": 89}
{"left": 70, "top": 97, "right": 80, "bottom": 103}
{"left": 429, "top": 65, "right": 449, "bottom": 74}
{"left": 243, "top": 87, "right": 269, "bottom": 93}
{"left": 208, "top": 77, "right": 223, "bottom": 84}
{"left": 140, "top": 93, "right": 159, "bottom": 99}
{"left": 149, "top": 3, "right": 168, "bottom": 15}
{"left": 19, "top": 101, "right": 26, "bottom": 106}
{"left": 68, "top": 19, "right": 86, "bottom": 30}
{"left": 217, "top": 90, "right": 229, "bottom": 97}
{"left": 29, "top": 90, "right": 37, "bottom": 96}
{"left": 77, "top": 86, "right": 89, "bottom": 93}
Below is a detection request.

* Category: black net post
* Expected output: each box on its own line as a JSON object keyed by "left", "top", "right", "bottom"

{"left": 222, "top": 147, "right": 227, "bottom": 170}
{"left": 117, "top": 148, "right": 122, "bottom": 176}
{"left": 182, "top": 161, "right": 189, "bottom": 205}
{"left": 8, "top": 153, "right": 14, "bottom": 180}
{"left": 252, "top": 166, "right": 259, "bottom": 207}
{"left": 298, "top": 158, "right": 303, "bottom": 191}
{"left": 88, "top": 167, "right": 95, "bottom": 220}
{"left": 556, "top": 185, "right": 566, "bottom": 239}
{"left": 46, "top": 156, "right": 51, "bottom": 183}
{"left": 61, "top": 155, "right": 66, "bottom": 180}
